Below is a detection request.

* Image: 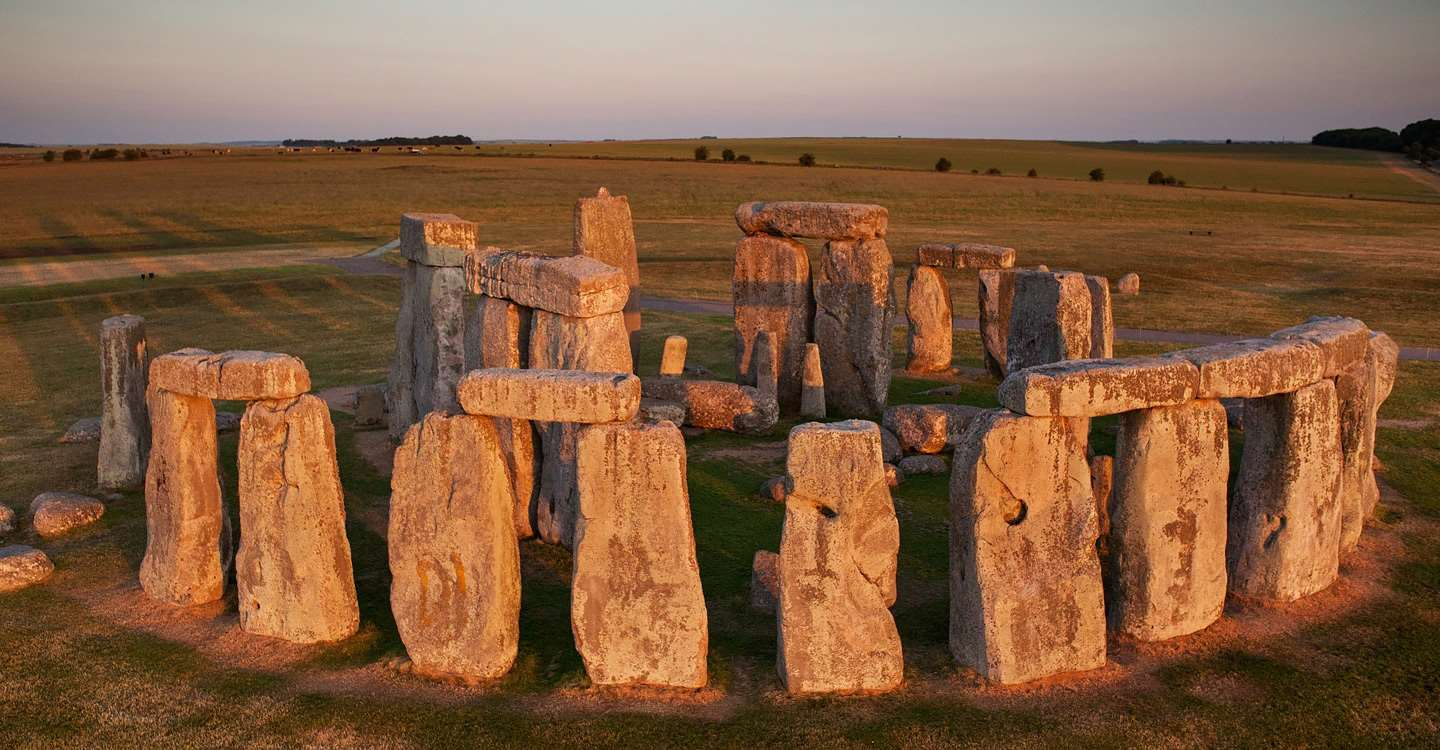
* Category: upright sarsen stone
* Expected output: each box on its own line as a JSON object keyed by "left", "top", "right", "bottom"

{"left": 572, "top": 421, "right": 708, "bottom": 688}
{"left": 98, "top": 314, "right": 149, "bottom": 490}
{"left": 140, "top": 388, "right": 224, "bottom": 606}
{"left": 733, "top": 235, "right": 812, "bottom": 410}
{"left": 1084, "top": 275, "right": 1114, "bottom": 359}
{"left": 778, "top": 421, "right": 902, "bottom": 695}
{"left": 236, "top": 395, "right": 359, "bottom": 643}
{"left": 465, "top": 295, "right": 531, "bottom": 371}
{"left": 390, "top": 413, "right": 521, "bottom": 679}
{"left": 574, "top": 187, "right": 642, "bottom": 365}
{"left": 799, "top": 343, "right": 825, "bottom": 419}
{"left": 949, "top": 410, "right": 1105, "bottom": 684}
{"left": 1335, "top": 350, "right": 1379, "bottom": 552}
{"left": 977, "top": 269, "right": 1017, "bottom": 378}
{"left": 905, "top": 265, "right": 952, "bottom": 373}
{"left": 813, "top": 239, "right": 894, "bottom": 418}
{"left": 1006, "top": 270, "right": 1092, "bottom": 373}
{"left": 388, "top": 261, "right": 468, "bottom": 439}
{"left": 1229, "top": 380, "right": 1343, "bottom": 603}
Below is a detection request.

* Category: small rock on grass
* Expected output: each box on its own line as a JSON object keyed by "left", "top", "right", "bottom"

{"left": 59, "top": 417, "right": 101, "bottom": 444}
{"left": 0, "top": 545, "right": 54, "bottom": 593}
{"left": 30, "top": 492, "right": 105, "bottom": 538}
{"left": 898, "top": 454, "right": 948, "bottom": 476}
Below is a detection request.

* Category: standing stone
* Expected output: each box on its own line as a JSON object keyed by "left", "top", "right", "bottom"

{"left": 905, "top": 265, "right": 952, "bottom": 373}
{"left": 140, "top": 388, "right": 224, "bottom": 606}
{"left": 1006, "top": 270, "right": 1092, "bottom": 373}
{"left": 1107, "top": 400, "right": 1228, "bottom": 641}
{"left": 236, "top": 395, "right": 359, "bottom": 643}
{"left": 1084, "top": 275, "right": 1114, "bottom": 359}
{"left": 733, "top": 235, "right": 812, "bottom": 410}
{"left": 752, "top": 330, "right": 778, "bottom": 406}
{"left": 388, "top": 261, "right": 467, "bottom": 439}
{"left": 778, "top": 421, "right": 902, "bottom": 695}
{"left": 98, "top": 314, "right": 149, "bottom": 490}
{"left": 751, "top": 550, "right": 780, "bottom": 613}
{"left": 574, "top": 187, "right": 642, "bottom": 368}
{"left": 1090, "top": 455, "right": 1114, "bottom": 557}
{"left": 1365, "top": 331, "right": 1400, "bottom": 520}
{"left": 1117, "top": 272, "right": 1141, "bottom": 295}
{"left": 813, "top": 239, "right": 894, "bottom": 418}
{"left": 465, "top": 295, "right": 531, "bottom": 371}
{"left": 800, "top": 343, "right": 825, "bottom": 419}
{"left": 977, "top": 269, "right": 1017, "bottom": 378}
{"left": 389, "top": 412, "right": 521, "bottom": 680}
{"left": 387, "top": 262, "right": 419, "bottom": 438}
{"left": 1335, "top": 352, "right": 1379, "bottom": 553}
{"left": 573, "top": 421, "right": 708, "bottom": 688}
{"left": 949, "top": 410, "right": 1105, "bottom": 684}
{"left": 352, "top": 384, "right": 386, "bottom": 428}
{"left": 659, "top": 335, "right": 688, "bottom": 376}
{"left": 1229, "top": 380, "right": 1343, "bottom": 603}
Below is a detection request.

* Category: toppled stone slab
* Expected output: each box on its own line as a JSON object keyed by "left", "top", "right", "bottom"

{"left": 400, "top": 212, "right": 477, "bottom": 267}
{"left": 390, "top": 413, "right": 521, "bottom": 679}
{"left": 882, "top": 403, "right": 985, "bottom": 453}
{"left": 637, "top": 397, "right": 686, "bottom": 424}
{"left": 733, "top": 235, "right": 812, "bottom": 409}
{"left": 1006, "top": 270, "right": 1092, "bottom": 373}
{"left": 897, "top": 454, "right": 947, "bottom": 476}
{"left": 998, "top": 356, "right": 1198, "bottom": 417}
{"left": 236, "top": 395, "right": 359, "bottom": 644}
{"left": 60, "top": 417, "right": 101, "bottom": 444}
{"left": 573, "top": 421, "right": 708, "bottom": 688}
{"left": 659, "top": 335, "right": 687, "bottom": 376}
{"left": 736, "top": 201, "right": 888, "bottom": 240}
{"left": 800, "top": 343, "right": 825, "bottom": 419}
{"left": 98, "top": 314, "right": 149, "bottom": 490}
{"left": 814, "top": 239, "right": 895, "bottom": 418}
{"left": 457, "top": 369, "right": 640, "bottom": 424}
{"left": 1107, "top": 400, "right": 1228, "bottom": 641}
{"left": 466, "top": 250, "right": 629, "bottom": 318}
{"left": 779, "top": 420, "right": 902, "bottom": 695}
{"left": 465, "top": 295, "right": 531, "bottom": 371}
{"left": 915, "top": 242, "right": 1015, "bottom": 270}
{"left": 1116, "top": 272, "right": 1140, "bottom": 295}
{"left": 751, "top": 550, "right": 779, "bottom": 613}
{"left": 905, "top": 265, "right": 952, "bottom": 373}
{"left": 1229, "top": 380, "right": 1342, "bottom": 603}
{"left": 1173, "top": 338, "right": 1324, "bottom": 399}
{"left": 950, "top": 410, "right": 1105, "bottom": 684}
{"left": 0, "top": 545, "right": 54, "bottom": 593}
{"left": 151, "top": 348, "right": 311, "bottom": 401}
{"left": 640, "top": 378, "right": 777, "bottom": 434}
{"left": 29, "top": 492, "right": 105, "bottom": 538}
{"left": 1271, "top": 316, "right": 1369, "bottom": 379}
{"left": 1085, "top": 275, "right": 1114, "bottom": 359}
{"left": 141, "top": 389, "right": 224, "bottom": 606}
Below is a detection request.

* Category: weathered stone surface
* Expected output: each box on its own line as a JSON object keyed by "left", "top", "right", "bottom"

{"left": 637, "top": 397, "right": 686, "bottom": 424}
{"left": 733, "top": 235, "right": 812, "bottom": 409}
{"left": 141, "top": 389, "right": 224, "bottom": 606}
{"left": 1229, "top": 380, "right": 1342, "bottom": 603}
{"left": 389, "top": 413, "right": 521, "bottom": 679}
{"left": 884, "top": 463, "right": 902, "bottom": 486}
{"left": 950, "top": 410, "right": 1105, "bottom": 684}
{"left": 977, "top": 269, "right": 1017, "bottom": 378}
{"left": 573, "top": 421, "right": 708, "bottom": 688}
{"left": 640, "top": 378, "right": 777, "bottom": 434}
{"left": 998, "top": 356, "right": 1199, "bottom": 417}
{"left": 1084, "top": 275, "right": 1114, "bottom": 359}
{"left": 235, "top": 396, "right": 358, "bottom": 643}
{"left": 494, "top": 418, "right": 539, "bottom": 539}
{"left": 1271, "top": 316, "right": 1369, "bottom": 379}
{"left": 751, "top": 550, "right": 779, "bottom": 613}
{"left": 410, "top": 264, "right": 468, "bottom": 421}
{"left": 151, "top": 348, "right": 311, "bottom": 401}
{"left": 1173, "top": 338, "right": 1324, "bottom": 399}
{"left": 659, "top": 335, "right": 687, "bottom": 376}
{"left": 898, "top": 454, "right": 947, "bottom": 475}
{"left": 0, "top": 545, "right": 53, "bottom": 593}
{"left": 0, "top": 505, "right": 14, "bottom": 535}
{"left": 736, "top": 201, "right": 888, "bottom": 240}
{"left": 1006, "top": 271, "right": 1092, "bottom": 373}
{"left": 29, "top": 492, "right": 105, "bottom": 538}
{"left": 882, "top": 404, "right": 985, "bottom": 454}
{"left": 1116, "top": 272, "right": 1140, "bottom": 295}
{"left": 1370, "top": 331, "right": 1399, "bottom": 404}
{"left": 352, "top": 384, "right": 385, "bottom": 428}
{"left": 779, "top": 421, "right": 901, "bottom": 695}
{"left": 814, "top": 239, "right": 894, "bottom": 418}
{"left": 1090, "top": 455, "right": 1114, "bottom": 557}
{"left": 457, "top": 369, "right": 640, "bottom": 423}
{"left": 98, "top": 314, "right": 149, "bottom": 490}
{"left": 752, "top": 330, "right": 778, "bottom": 406}
{"left": 574, "top": 187, "right": 641, "bottom": 341}
{"left": 799, "top": 342, "right": 825, "bottom": 419}
{"left": 400, "top": 212, "right": 477, "bottom": 267}
{"left": 759, "top": 476, "right": 789, "bottom": 503}
{"left": 1107, "top": 400, "right": 1228, "bottom": 641}
{"left": 878, "top": 426, "right": 902, "bottom": 463}
{"left": 60, "top": 417, "right": 101, "bottom": 443}
{"left": 915, "top": 242, "right": 1015, "bottom": 270}
{"left": 1335, "top": 351, "right": 1379, "bottom": 553}
{"left": 464, "top": 295, "right": 531, "bottom": 371}
{"left": 467, "top": 250, "right": 629, "bottom": 318}
{"left": 387, "top": 262, "right": 419, "bottom": 439}
{"left": 905, "top": 265, "right": 952, "bottom": 373}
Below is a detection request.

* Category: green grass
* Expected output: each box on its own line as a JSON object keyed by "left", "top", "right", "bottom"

{"left": 1, "top": 266, "right": 1438, "bottom": 746}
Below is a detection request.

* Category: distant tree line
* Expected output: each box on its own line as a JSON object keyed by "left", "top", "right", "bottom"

{"left": 281, "top": 135, "right": 473, "bottom": 148}
{"left": 1311, "top": 118, "right": 1439, "bottom": 163}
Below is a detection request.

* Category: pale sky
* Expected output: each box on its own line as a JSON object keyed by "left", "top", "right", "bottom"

{"left": 2, "top": 0, "right": 1437, "bottom": 144}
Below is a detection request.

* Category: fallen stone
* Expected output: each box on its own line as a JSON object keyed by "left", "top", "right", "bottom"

{"left": 736, "top": 201, "right": 888, "bottom": 240}
{"left": 997, "top": 356, "right": 1199, "bottom": 417}
{"left": 141, "top": 388, "right": 224, "bottom": 606}
{"left": 1107, "top": 400, "right": 1228, "bottom": 641}
{"left": 236, "top": 395, "right": 359, "bottom": 643}
{"left": 1116, "top": 272, "right": 1140, "bottom": 295}
{"left": 400, "top": 212, "right": 477, "bottom": 267}
{"left": 637, "top": 397, "right": 686, "bottom": 424}
{"left": 799, "top": 342, "right": 825, "bottom": 419}
{"left": 1271, "top": 316, "right": 1369, "bottom": 378}
{"left": 29, "top": 492, "right": 105, "bottom": 538}
{"left": 733, "top": 235, "right": 812, "bottom": 410}
{"left": 977, "top": 269, "right": 1017, "bottom": 378}
{"left": 465, "top": 294, "right": 531, "bottom": 371}
{"left": 915, "top": 242, "right": 1015, "bottom": 270}
{"left": 640, "top": 378, "right": 777, "bottom": 434}
{"left": 905, "top": 265, "right": 952, "bottom": 373}
{"left": 59, "top": 417, "right": 101, "bottom": 444}
{"left": 389, "top": 412, "right": 521, "bottom": 679}
{"left": 1229, "top": 380, "right": 1342, "bottom": 603}
{"left": 878, "top": 426, "right": 902, "bottom": 463}
{"left": 0, "top": 545, "right": 54, "bottom": 593}
{"left": 1173, "top": 338, "right": 1324, "bottom": 399}
{"left": 751, "top": 550, "right": 779, "bottom": 613}
{"left": 573, "top": 421, "right": 708, "bottom": 688}
{"left": 1084, "top": 275, "right": 1114, "bottom": 359}
{"left": 1005, "top": 270, "right": 1092, "bottom": 373}
{"left": 950, "top": 410, "right": 1105, "bottom": 684}
{"left": 0, "top": 505, "right": 13, "bottom": 535}
{"left": 898, "top": 454, "right": 947, "bottom": 475}
{"left": 659, "top": 335, "right": 687, "bottom": 376}
{"left": 882, "top": 404, "right": 985, "bottom": 454}
{"left": 352, "top": 384, "right": 386, "bottom": 429}
{"left": 457, "top": 369, "right": 640, "bottom": 424}
{"left": 814, "top": 239, "right": 895, "bottom": 418}
{"left": 466, "top": 249, "right": 629, "bottom": 318}
{"left": 98, "top": 314, "right": 149, "bottom": 490}
{"left": 151, "top": 349, "right": 311, "bottom": 401}
{"left": 779, "top": 421, "right": 902, "bottom": 695}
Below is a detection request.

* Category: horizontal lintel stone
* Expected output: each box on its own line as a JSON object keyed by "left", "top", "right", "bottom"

{"left": 457, "top": 368, "right": 640, "bottom": 423}
{"left": 1270, "top": 316, "right": 1370, "bottom": 378}
{"left": 150, "top": 348, "right": 310, "bottom": 401}
{"left": 915, "top": 243, "right": 1016, "bottom": 270}
{"left": 998, "top": 356, "right": 1198, "bottom": 417}
{"left": 735, "top": 201, "right": 888, "bottom": 240}
{"left": 464, "top": 249, "right": 629, "bottom": 318}
{"left": 1171, "top": 338, "right": 1324, "bottom": 399}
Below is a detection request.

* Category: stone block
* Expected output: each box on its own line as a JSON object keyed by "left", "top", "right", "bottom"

{"left": 733, "top": 235, "right": 812, "bottom": 409}
{"left": 814, "top": 239, "right": 895, "bottom": 418}
{"left": 0, "top": 546, "right": 53, "bottom": 593}
{"left": 905, "top": 265, "right": 952, "bottom": 373}
{"left": 1084, "top": 275, "right": 1114, "bottom": 359}
{"left": 1271, "top": 316, "right": 1369, "bottom": 378}
{"left": 98, "top": 314, "right": 149, "bottom": 490}
{"left": 1006, "top": 270, "right": 1092, "bottom": 373}
{"left": 640, "top": 377, "right": 777, "bottom": 434}
{"left": 1173, "top": 338, "right": 1324, "bottom": 399}
{"left": 400, "top": 212, "right": 477, "bottom": 267}
{"left": 457, "top": 368, "right": 640, "bottom": 424}
{"left": 998, "top": 356, "right": 1199, "bottom": 417}
{"left": 659, "top": 335, "right": 687, "bottom": 376}
{"left": 736, "top": 201, "right": 888, "bottom": 240}
{"left": 150, "top": 348, "right": 311, "bottom": 401}
{"left": 465, "top": 295, "right": 531, "bottom": 371}
{"left": 915, "top": 242, "right": 1015, "bottom": 269}
{"left": 466, "top": 249, "right": 629, "bottom": 318}
{"left": 881, "top": 403, "right": 985, "bottom": 454}
{"left": 29, "top": 492, "right": 105, "bottom": 538}
{"left": 140, "top": 388, "right": 224, "bottom": 606}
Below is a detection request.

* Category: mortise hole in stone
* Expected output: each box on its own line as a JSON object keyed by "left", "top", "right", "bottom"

{"left": 1004, "top": 499, "right": 1027, "bottom": 526}
{"left": 1263, "top": 515, "right": 1287, "bottom": 549}
{"left": 818, "top": 505, "right": 839, "bottom": 519}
